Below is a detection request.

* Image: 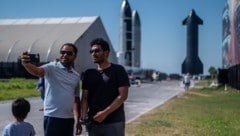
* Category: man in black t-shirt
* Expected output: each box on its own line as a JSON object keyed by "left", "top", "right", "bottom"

{"left": 81, "top": 38, "right": 130, "bottom": 136}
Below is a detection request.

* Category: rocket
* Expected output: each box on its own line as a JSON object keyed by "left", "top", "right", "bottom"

{"left": 182, "top": 9, "right": 203, "bottom": 75}
{"left": 119, "top": 0, "right": 132, "bottom": 66}
{"left": 132, "top": 10, "right": 141, "bottom": 67}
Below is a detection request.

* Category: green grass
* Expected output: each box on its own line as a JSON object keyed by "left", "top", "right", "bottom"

{"left": 0, "top": 78, "right": 40, "bottom": 100}
{"left": 0, "top": 78, "right": 82, "bottom": 101}
{"left": 126, "top": 85, "right": 240, "bottom": 136}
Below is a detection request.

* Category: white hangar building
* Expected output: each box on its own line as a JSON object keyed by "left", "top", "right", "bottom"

{"left": 0, "top": 16, "right": 117, "bottom": 78}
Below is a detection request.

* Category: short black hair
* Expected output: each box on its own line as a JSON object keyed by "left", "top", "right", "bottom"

{"left": 90, "top": 38, "right": 110, "bottom": 52}
{"left": 61, "top": 43, "right": 78, "bottom": 55}
{"left": 12, "top": 98, "right": 30, "bottom": 119}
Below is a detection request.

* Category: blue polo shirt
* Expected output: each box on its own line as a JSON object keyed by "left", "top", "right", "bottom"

{"left": 41, "top": 61, "right": 80, "bottom": 118}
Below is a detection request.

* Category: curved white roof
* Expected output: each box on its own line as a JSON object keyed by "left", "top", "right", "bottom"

{"left": 0, "top": 16, "right": 97, "bottom": 62}
{"left": 0, "top": 16, "right": 117, "bottom": 74}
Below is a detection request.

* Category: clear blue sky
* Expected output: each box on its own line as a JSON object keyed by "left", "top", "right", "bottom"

{"left": 0, "top": 0, "right": 226, "bottom": 75}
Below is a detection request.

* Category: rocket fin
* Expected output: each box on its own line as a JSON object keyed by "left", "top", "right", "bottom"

{"left": 182, "top": 57, "right": 203, "bottom": 75}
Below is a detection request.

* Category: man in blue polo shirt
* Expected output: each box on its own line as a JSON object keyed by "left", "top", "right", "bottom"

{"left": 21, "top": 43, "right": 82, "bottom": 136}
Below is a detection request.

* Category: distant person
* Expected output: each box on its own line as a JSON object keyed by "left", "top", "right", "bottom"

{"left": 21, "top": 43, "right": 82, "bottom": 136}
{"left": 152, "top": 71, "right": 159, "bottom": 81}
{"left": 135, "top": 79, "right": 141, "bottom": 87}
{"left": 36, "top": 77, "right": 45, "bottom": 111}
{"left": 183, "top": 73, "right": 191, "bottom": 91}
{"left": 81, "top": 38, "right": 130, "bottom": 136}
{"left": 2, "top": 97, "right": 36, "bottom": 136}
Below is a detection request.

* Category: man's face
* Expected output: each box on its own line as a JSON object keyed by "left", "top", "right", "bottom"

{"left": 59, "top": 45, "right": 76, "bottom": 67}
{"left": 89, "top": 44, "right": 106, "bottom": 64}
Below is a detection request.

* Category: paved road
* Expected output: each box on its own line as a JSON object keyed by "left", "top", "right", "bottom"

{"left": 0, "top": 80, "right": 184, "bottom": 136}
{"left": 125, "top": 80, "right": 185, "bottom": 123}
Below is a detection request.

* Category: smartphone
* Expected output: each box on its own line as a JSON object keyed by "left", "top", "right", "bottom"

{"left": 29, "top": 54, "right": 40, "bottom": 63}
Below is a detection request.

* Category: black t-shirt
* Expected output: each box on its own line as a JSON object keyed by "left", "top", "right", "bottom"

{"left": 82, "top": 63, "right": 130, "bottom": 124}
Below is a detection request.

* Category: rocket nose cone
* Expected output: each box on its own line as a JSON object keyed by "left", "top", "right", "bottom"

{"left": 121, "top": 0, "right": 132, "bottom": 17}
{"left": 189, "top": 9, "right": 196, "bottom": 17}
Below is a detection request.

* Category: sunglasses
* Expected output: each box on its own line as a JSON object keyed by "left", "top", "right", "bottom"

{"left": 60, "top": 50, "right": 75, "bottom": 56}
{"left": 89, "top": 49, "right": 102, "bottom": 54}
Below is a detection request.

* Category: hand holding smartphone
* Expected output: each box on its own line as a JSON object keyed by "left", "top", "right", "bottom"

{"left": 21, "top": 52, "right": 39, "bottom": 64}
